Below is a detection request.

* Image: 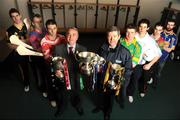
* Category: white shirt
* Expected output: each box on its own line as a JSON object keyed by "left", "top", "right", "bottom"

{"left": 67, "top": 44, "right": 76, "bottom": 54}
{"left": 135, "top": 33, "right": 162, "bottom": 64}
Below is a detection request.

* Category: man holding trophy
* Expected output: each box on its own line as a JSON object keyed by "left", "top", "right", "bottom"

{"left": 95, "top": 26, "right": 132, "bottom": 120}
{"left": 54, "top": 27, "right": 87, "bottom": 116}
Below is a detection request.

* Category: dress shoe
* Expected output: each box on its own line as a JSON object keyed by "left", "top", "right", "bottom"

{"left": 92, "top": 107, "right": 101, "bottom": 113}
{"left": 76, "top": 107, "right": 84, "bottom": 116}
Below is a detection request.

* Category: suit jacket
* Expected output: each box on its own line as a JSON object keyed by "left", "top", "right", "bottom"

{"left": 54, "top": 43, "right": 87, "bottom": 90}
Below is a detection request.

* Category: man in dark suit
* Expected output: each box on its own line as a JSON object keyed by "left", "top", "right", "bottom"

{"left": 54, "top": 27, "right": 87, "bottom": 116}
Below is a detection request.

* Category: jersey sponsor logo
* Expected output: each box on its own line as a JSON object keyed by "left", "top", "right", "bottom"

{"left": 115, "top": 59, "right": 122, "bottom": 64}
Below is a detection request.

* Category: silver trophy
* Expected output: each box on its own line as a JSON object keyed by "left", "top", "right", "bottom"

{"left": 51, "top": 56, "right": 65, "bottom": 79}
{"left": 76, "top": 52, "right": 96, "bottom": 76}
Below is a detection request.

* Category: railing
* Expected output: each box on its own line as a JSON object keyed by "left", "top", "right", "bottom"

{"left": 27, "top": 0, "right": 140, "bottom": 32}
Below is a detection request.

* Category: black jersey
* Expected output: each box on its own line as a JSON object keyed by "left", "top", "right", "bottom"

{"left": 7, "top": 23, "right": 28, "bottom": 40}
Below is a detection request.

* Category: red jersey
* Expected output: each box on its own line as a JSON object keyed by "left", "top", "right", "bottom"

{"left": 41, "top": 34, "right": 66, "bottom": 60}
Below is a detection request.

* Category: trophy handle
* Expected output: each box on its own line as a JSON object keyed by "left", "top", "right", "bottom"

{"left": 74, "top": 50, "right": 80, "bottom": 62}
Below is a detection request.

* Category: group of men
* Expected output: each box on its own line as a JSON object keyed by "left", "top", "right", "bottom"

{"left": 4, "top": 8, "right": 177, "bottom": 120}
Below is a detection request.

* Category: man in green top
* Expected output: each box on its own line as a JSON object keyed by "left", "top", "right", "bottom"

{"left": 120, "top": 23, "right": 142, "bottom": 103}
{"left": 120, "top": 23, "right": 142, "bottom": 68}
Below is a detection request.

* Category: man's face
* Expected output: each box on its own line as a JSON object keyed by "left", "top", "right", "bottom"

{"left": 32, "top": 17, "right": 42, "bottom": 29}
{"left": 66, "top": 29, "right": 78, "bottom": 46}
{"left": 138, "top": 23, "right": 149, "bottom": 34}
{"left": 11, "top": 12, "right": 22, "bottom": 24}
{"left": 154, "top": 26, "right": 163, "bottom": 36}
{"left": 126, "top": 28, "right": 136, "bottom": 41}
{"left": 47, "top": 24, "right": 57, "bottom": 37}
{"left": 107, "top": 31, "right": 120, "bottom": 48}
{"left": 166, "top": 21, "right": 175, "bottom": 31}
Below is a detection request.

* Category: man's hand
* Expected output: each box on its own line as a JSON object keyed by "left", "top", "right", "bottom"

{"left": 143, "top": 63, "right": 152, "bottom": 70}
{"left": 55, "top": 70, "right": 64, "bottom": 78}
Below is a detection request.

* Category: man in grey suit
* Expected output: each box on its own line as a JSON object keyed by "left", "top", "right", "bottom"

{"left": 54, "top": 27, "right": 87, "bottom": 116}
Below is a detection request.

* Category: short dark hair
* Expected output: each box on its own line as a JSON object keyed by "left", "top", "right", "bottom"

{"left": 45, "top": 19, "right": 57, "bottom": 28}
{"left": 138, "top": 18, "right": 150, "bottom": 27}
{"left": 167, "top": 19, "right": 176, "bottom": 25}
{"left": 32, "top": 14, "right": 41, "bottom": 19}
{"left": 107, "top": 26, "right": 120, "bottom": 35}
{"left": 66, "top": 27, "right": 79, "bottom": 35}
{"left": 154, "top": 22, "right": 163, "bottom": 28}
{"left": 126, "top": 23, "right": 137, "bottom": 31}
{"left": 9, "top": 8, "right": 20, "bottom": 17}
{"left": 32, "top": 14, "right": 41, "bottom": 21}
{"left": 67, "top": 27, "right": 78, "bottom": 32}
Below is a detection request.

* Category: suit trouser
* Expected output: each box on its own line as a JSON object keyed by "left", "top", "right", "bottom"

{"left": 55, "top": 88, "right": 83, "bottom": 114}
{"left": 103, "top": 90, "right": 115, "bottom": 116}
{"left": 94, "top": 78, "right": 130, "bottom": 116}
{"left": 102, "top": 85, "right": 130, "bottom": 116}
{"left": 103, "top": 82, "right": 130, "bottom": 116}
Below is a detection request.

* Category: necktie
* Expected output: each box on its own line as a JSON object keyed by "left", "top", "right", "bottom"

{"left": 69, "top": 47, "right": 73, "bottom": 54}
{"left": 68, "top": 46, "right": 74, "bottom": 88}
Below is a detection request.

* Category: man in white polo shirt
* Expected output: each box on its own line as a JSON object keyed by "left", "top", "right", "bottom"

{"left": 135, "top": 19, "right": 162, "bottom": 98}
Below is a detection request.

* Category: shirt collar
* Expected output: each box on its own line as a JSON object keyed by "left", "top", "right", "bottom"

{"left": 67, "top": 43, "right": 76, "bottom": 48}
{"left": 67, "top": 43, "right": 76, "bottom": 53}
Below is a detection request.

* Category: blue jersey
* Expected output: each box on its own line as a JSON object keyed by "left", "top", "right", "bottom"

{"left": 160, "top": 31, "right": 177, "bottom": 62}
{"left": 161, "top": 31, "right": 177, "bottom": 48}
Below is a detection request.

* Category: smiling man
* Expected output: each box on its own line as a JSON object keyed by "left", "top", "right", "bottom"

{"left": 98, "top": 26, "right": 132, "bottom": 120}
{"left": 120, "top": 23, "right": 142, "bottom": 103}
{"left": 40, "top": 19, "right": 66, "bottom": 108}
{"left": 135, "top": 18, "right": 162, "bottom": 98}
{"left": 6, "top": 8, "right": 30, "bottom": 92}
{"left": 41, "top": 19, "right": 65, "bottom": 61}
{"left": 54, "top": 27, "right": 87, "bottom": 117}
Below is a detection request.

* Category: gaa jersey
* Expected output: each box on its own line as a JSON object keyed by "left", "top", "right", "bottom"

{"left": 159, "top": 31, "right": 177, "bottom": 62}
{"left": 28, "top": 29, "right": 46, "bottom": 51}
{"left": 151, "top": 34, "right": 166, "bottom": 50}
{"left": 161, "top": 31, "right": 177, "bottom": 48}
{"left": 41, "top": 34, "right": 66, "bottom": 60}
{"left": 120, "top": 37, "right": 142, "bottom": 66}
{"left": 7, "top": 23, "right": 28, "bottom": 40}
